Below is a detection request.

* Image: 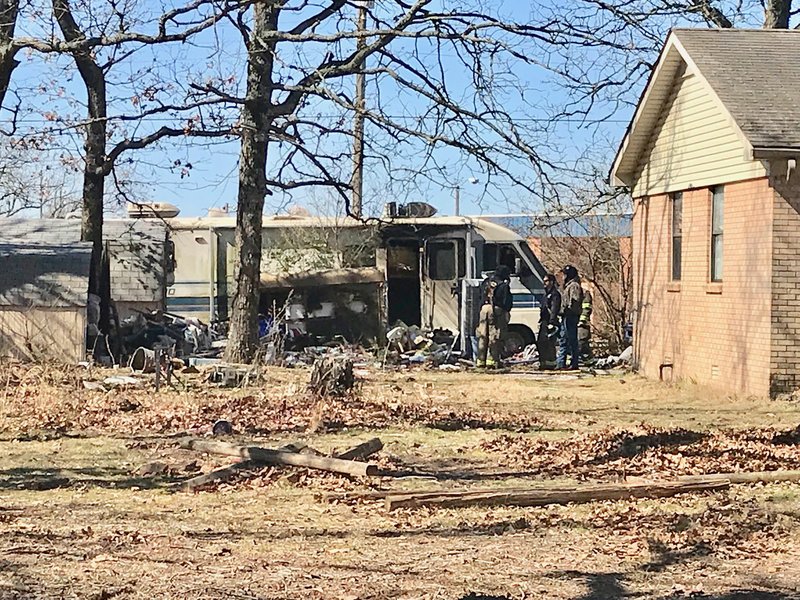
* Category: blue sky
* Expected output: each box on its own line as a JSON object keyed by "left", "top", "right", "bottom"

{"left": 6, "top": 0, "right": 773, "bottom": 219}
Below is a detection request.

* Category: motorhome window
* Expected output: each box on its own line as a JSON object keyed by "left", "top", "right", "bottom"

{"left": 428, "top": 240, "right": 466, "bottom": 280}
{"left": 387, "top": 243, "right": 419, "bottom": 278}
{"left": 483, "top": 243, "right": 529, "bottom": 275}
{"left": 482, "top": 243, "right": 498, "bottom": 272}
{"left": 498, "top": 245, "right": 517, "bottom": 273}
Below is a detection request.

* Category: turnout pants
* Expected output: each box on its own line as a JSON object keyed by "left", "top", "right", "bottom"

{"left": 537, "top": 322, "right": 557, "bottom": 369}
{"left": 476, "top": 305, "right": 509, "bottom": 366}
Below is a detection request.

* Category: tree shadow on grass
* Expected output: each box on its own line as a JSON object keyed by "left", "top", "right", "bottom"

{"left": 554, "top": 570, "right": 798, "bottom": 600}
{"left": 585, "top": 429, "right": 707, "bottom": 466}
{"left": 0, "top": 466, "right": 177, "bottom": 491}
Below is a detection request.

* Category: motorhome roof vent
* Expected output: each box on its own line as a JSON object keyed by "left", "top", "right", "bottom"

{"left": 387, "top": 202, "right": 437, "bottom": 218}
{"left": 207, "top": 207, "right": 229, "bottom": 218}
{"left": 127, "top": 202, "right": 180, "bottom": 219}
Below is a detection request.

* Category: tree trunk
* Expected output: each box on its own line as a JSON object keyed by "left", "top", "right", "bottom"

{"left": 53, "top": 0, "right": 107, "bottom": 300}
{"left": 0, "top": 0, "right": 19, "bottom": 110}
{"left": 226, "top": 3, "right": 277, "bottom": 363}
{"left": 764, "top": 0, "right": 791, "bottom": 28}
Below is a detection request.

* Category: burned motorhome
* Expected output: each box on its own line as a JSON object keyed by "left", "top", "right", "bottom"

{"left": 167, "top": 213, "right": 547, "bottom": 353}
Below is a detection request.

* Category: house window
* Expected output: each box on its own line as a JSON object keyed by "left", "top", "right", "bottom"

{"left": 671, "top": 192, "right": 682, "bottom": 281}
{"left": 711, "top": 186, "right": 724, "bottom": 282}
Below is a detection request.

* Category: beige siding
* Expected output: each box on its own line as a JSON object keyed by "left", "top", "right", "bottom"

{"left": 0, "top": 307, "right": 86, "bottom": 362}
{"left": 632, "top": 72, "right": 766, "bottom": 197}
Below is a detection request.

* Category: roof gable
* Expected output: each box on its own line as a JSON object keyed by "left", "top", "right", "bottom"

{"left": 612, "top": 28, "right": 800, "bottom": 187}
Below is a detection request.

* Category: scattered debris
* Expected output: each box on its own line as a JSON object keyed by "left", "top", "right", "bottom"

{"left": 211, "top": 419, "right": 233, "bottom": 436}
{"left": 171, "top": 460, "right": 257, "bottom": 492}
{"left": 129, "top": 347, "right": 157, "bottom": 374}
{"left": 594, "top": 345, "right": 633, "bottom": 369}
{"left": 133, "top": 461, "right": 170, "bottom": 477}
{"left": 174, "top": 436, "right": 382, "bottom": 490}
{"left": 102, "top": 376, "right": 142, "bottom": 388}
{"left": 308, "top": 356, "right": 355, "bottom": 397}
{"left": 335, "top": 437, "right": 383, "bottom": 461}
{"left": 207, "top": 364, "right": 259, "bottom": 387}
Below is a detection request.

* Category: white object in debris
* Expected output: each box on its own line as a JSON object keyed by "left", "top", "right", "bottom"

{"left": 348, "top": 300, "right": 367, "bottom": 313}
{"left": 308, "top": 302, "right": 335, "bottom": 318}
{"left": 82, "top": 380, "right": 106, "bottom": 391}
{"left": 387, "top": 325, "right": 408, "bottom": 342}
{"left": 286, "top": 303, "right": 306, "bottom": 320}
{"left": 619, "top": 345, "right": 633, "bottom": 364}
{"left": 103, "top": 376, "right": 143, "bottom": 387}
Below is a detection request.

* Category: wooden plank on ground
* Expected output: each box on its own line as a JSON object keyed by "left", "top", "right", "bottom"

{"left": 172, "top": 460, "right": 256, "bottom": 492}
{"left": 336, "top": 438, "right": 383, "bottom": 461}
{"left": 384, "top": 479, "right": 730, "bottom": 511}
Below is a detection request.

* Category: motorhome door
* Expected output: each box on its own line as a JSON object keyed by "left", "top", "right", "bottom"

{"left": 422, "top": 238, "right": 464, "bottom": 334}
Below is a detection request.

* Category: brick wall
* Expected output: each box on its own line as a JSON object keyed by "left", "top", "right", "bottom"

{"left": 769, "top": 164, "right": 800, "bottom": 395}
{"left": 632, "top": 178, "right": 773, "bottom": 396}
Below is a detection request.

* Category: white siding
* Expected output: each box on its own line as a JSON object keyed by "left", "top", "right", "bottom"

{"left": 632, "top": 72, "right": 766, "bottom": 197}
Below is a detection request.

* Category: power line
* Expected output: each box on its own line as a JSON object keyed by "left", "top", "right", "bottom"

{"left": 2, "top": 115, "right": 630, "bottom": 126}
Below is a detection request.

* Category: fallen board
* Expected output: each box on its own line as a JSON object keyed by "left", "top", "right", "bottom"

{"left": 179, "top": 438, "right": 378, "bottom": 477}
{"left": 171, "top": 460, "right": 257, "bottom": 492}
{"left": 335, "top": 438, "right": 383, "bottom": 461}
{"left": 385, "top": 479, "right": 730, "bottom": 511}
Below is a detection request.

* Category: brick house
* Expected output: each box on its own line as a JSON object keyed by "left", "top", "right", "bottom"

{"left": 611, "top": 29, "right": 800, "bottom": 397}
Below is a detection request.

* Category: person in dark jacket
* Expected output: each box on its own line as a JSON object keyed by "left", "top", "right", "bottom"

{"left": 537, "top": 273, "right": 561, "bottom": 370}
{"left": 475, "top": 265, "right": 513, "bottom": 368}
{"left": 557, "top": 264, "right": 583, "bottom": 370}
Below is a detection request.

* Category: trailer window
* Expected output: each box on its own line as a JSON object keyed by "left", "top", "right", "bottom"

{"left": 428, "top": 240, "right": 465, "bottom": 280}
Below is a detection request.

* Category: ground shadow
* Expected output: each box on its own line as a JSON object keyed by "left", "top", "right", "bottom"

{"left": 0, "top": 466, "right": 177, "bottom": 491}
{"left": 585, "top": 429, "right": 707, "bottom": 466}
{"left": 558, "top": 570, "right": 798, "bottom": 600}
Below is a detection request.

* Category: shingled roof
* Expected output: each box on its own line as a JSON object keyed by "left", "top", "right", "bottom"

{"left": 675, "top": 29, "right": 800, "bottom": 150}
{"left": 0, "top": 219, "right": 168, "bottom": 304}
{"left": 611, "top": 28, "right": 800, "bottom": 186}
{"left": 0, "top": 243, "right": 92, "bottom": 307}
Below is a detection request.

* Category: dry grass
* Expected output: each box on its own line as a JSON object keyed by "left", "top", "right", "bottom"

{"left": 2, "top": 363, "right": 800, "bottom": 599}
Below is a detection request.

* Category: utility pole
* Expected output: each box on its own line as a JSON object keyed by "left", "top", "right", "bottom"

{"left": 351, "top": 0, "right": 371, "bottom": 219}
{"left": 453, "top": 185, "right": 460, "bottom": 216}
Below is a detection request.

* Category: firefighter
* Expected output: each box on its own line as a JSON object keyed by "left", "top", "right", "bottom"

{"left": 475, "top": 265, "right": 513, "bottom": 368}
{"left": 537, "top": 273, "right": 561, "bottom": 370}
{"left": 578, "top": 285, "right": 593, "bottom": 361}
{"left": 557, "top": 264, "right": 584, "bottom": 371}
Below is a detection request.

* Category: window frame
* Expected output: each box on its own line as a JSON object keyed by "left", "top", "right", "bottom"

{"left": 427, "top": 239, "right": 466, "bottom": 281}
{"left": 710, "top": 186, "right": 724, "bottom": 283}
{"left": 671, "top": 192, "right": 683, "bottom": 282}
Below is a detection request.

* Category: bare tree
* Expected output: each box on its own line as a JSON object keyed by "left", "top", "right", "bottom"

{"left": 0, "top": 141, "right": 81, "bottom": 216}
{"left": 0, "top": 0, "right": 18, "bottom": 114}
{"left": 765, "top": 0, "right": 792, "bottom": 27}
{"left": 208, "top": 0, "right": 598, "bottom": 361}
{"left": 8, "top": 0, "right": 240, "bottom": 324}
